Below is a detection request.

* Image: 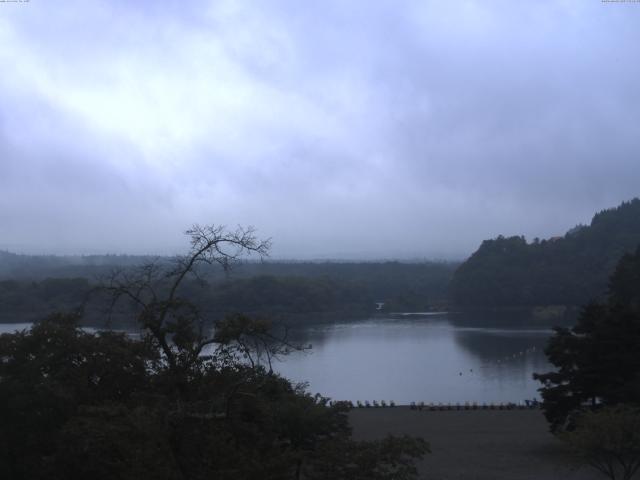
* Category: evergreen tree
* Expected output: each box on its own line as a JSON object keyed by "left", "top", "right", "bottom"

{"left": 534, "top": 246, "right": 640, "bottom": 430}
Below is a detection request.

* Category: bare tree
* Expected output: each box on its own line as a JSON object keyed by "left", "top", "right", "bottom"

{"left": 102, "top": 224, "right": 270, "bottom": 370}
{"left": 213, "top": 313, "right": 306, "bottom": 374}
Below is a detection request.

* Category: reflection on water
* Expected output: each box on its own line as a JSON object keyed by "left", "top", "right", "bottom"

{"left": 0, "top": 315, "right": 555, "bottom": 404}
{"left": 277, "top": 315, "right": 553, "bottom": 404}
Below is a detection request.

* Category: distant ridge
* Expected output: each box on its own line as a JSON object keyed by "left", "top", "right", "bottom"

{"left": 450, "top": 198, "right": 640, "bottom": 307}
{"left": 0, "top": 251, "right": 159, "bottom": 279}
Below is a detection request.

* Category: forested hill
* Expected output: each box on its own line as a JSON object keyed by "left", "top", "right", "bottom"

{"left": 0, "top": 255, "right": 457, "bottom": 324}
{"left": 0, "top": 251, "right": 156, "bottom": 279}
{"left": 450, "top": 198, "right": 640, "bottom": 307}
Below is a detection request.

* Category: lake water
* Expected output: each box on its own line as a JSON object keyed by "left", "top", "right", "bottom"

{"left": 275, "top": 315, "right": 553, "bottom": 404}
{"left": 0, "top": 314, "right": 554, "bottom": 405}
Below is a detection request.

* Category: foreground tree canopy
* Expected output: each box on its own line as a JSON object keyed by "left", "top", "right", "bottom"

{"left": 534, "top": 245, "right": 640, "bottom": 431}
{"left": 0, "top": 225, "right": 428, "bottom": 479}
{"left": 561, "top": 405, "right": 640, "bottom": 480}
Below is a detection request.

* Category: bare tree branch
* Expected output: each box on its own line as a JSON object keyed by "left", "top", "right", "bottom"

{"left": 97, "top": 224, "right": 270, "bottom": 374}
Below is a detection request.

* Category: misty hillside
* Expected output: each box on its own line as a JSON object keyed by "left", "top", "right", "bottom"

{"left": 0, "top": 256, "right": 457, "bottom": 324}
{"left": 0, "top": 251, "right": 158, "bottom": 279}
{"left": 450, "top": 198, "right": 640, "bottom": 307}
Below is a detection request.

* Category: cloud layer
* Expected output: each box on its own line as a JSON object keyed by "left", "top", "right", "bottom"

{"left": 1, "top": 1, "right": 639, "bottom": 258}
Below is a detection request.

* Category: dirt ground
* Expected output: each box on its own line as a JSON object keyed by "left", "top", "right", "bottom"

{"left": 349, "top": 408, "right": 606, "bottom": 480}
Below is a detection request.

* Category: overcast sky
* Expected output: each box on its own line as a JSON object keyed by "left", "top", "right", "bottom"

{"left": 1, "top": 1, "right": 639, "bottom": 259}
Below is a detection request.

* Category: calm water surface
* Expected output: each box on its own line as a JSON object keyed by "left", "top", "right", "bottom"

{"left": 0, "top": 315, "right": 553, "bottom": 404}
{"left": 275, "top": 315, "right": 553, "bottom": 404}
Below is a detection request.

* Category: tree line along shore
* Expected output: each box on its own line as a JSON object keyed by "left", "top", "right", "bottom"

{"left": 2, "top": 198, "right": 639, "bottom": 327}
{"left": 1, "top": 207, "right": 640, "bottom": 479}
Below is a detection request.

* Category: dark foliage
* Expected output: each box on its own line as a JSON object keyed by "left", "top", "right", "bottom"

{"left": 0, "top": 314, "right": 428, "bottom": 479}
{"left": 0, "top": 278, "right": 90, "bottom": 323}
{"left": 450, "top": 198, "right": 640, "bottom": 307}
{"left": 534, "top": 246, "right": 640, "bottom": 431}
{"left": 560, "top": 405, "right": 640, "bottom": 480}
{"left": 204, "top": 275, "right": 374, "bottom": 318}
{"left": 0, "top": 225, "right": 428, "bottom": 479}
{"left": 0, "top": 262, "right": 456, "bottom": 325}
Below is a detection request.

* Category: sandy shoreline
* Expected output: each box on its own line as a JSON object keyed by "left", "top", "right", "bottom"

{"left": 349, "top": 408, "right": 604, "bottom": 480}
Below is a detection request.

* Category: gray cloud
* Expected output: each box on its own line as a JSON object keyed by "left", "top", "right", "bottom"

{"left": 1, "top": 1, "right": 639, "bottom": 258}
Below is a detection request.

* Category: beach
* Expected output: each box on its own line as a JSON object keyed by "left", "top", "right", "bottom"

{"left": 349, "top": 408, "right": 604, "bottom": 480}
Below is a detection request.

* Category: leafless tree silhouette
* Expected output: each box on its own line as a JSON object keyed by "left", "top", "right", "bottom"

{"left": 102, "top": 224, "right": 271, "bottom": 370}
